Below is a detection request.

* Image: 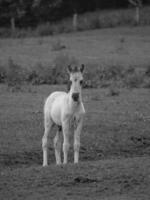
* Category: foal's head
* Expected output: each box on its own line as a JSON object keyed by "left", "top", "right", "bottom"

{"left": 67, "top": 64, "right": 85, "bottom": 102}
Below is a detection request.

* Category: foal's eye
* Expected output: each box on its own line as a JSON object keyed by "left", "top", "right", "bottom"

{"left": 68, "top": 80, "right": 72, "bottom": 86}
{"left": 80, "top": 80, "right": 83, "bottom": 85}
{"left": 67, "top": 80, "right": 72, "bottom": 91}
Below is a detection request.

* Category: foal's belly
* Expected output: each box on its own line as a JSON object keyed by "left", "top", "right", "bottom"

{"left": 50, "top": 92, "right": 67, "bottom": 126}
{"left": 51, "top": 103, "right": 62, "bottom": 125}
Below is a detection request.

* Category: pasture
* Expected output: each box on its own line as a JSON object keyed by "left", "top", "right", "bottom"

{"left": 0, "top": 26, "right": 150, "bottom": 68}
{"left": 0, "top": 26, "right": 150, "bottom": 199}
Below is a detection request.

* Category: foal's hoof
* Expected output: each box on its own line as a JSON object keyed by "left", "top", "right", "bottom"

{"left": 43, "top": 164, "right": 48, "bottom": 167}
{"left": 56, "top": 163, "right": 62, "bottom": 166}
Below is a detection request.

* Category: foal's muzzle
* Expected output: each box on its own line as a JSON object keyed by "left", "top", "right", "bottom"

{"left": 72, "top": 93, "right": 79, "bottom": 102}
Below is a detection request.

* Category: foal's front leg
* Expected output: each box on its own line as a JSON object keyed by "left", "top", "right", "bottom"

{"left": 74, "top": 115, "right": 84, "bottom": 164}
{"left": 62, "top": 120, "right": 70, "bottom": 164}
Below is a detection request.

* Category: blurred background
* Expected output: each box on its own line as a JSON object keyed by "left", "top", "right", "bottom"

{"left": 0, "top": 0, "right": 150, "bottom": 37}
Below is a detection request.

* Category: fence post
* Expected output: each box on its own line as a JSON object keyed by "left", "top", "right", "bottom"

{"left": 128, "top": 0, "right": 142, "bottom": 25}
{"left": 10, "top": 17, "right": 16, "bottom": 33}
{"left": 135, "top": 6, "right": 140, "bottom": 25}
{"left": 73, "top": 12, "right": 78, "bottom": 31}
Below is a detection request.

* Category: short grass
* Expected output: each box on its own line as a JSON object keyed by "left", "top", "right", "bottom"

{"left": 0, "top": 26, "right": 150, "bottom": 69}
{"left": 0, "top": 85, "right": 150, "bottom": 199}
{"left": 1, "top": 157, "right": 150, "bottom": 200}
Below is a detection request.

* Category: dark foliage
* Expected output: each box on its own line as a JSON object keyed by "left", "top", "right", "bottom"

{"left": 0, "top": 0, "right": 149, "bottom": 28}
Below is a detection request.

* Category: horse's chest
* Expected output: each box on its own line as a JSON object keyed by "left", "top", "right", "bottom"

{"left": 69, "top": 114, "right": 79, "bottom": 130}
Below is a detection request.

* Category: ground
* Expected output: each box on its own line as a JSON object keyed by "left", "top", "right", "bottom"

{"left": 0, "top": 26, "right": 150, "bottom": 199}
{"left": 0, "top": 85, "right": 150, "bottom": 200}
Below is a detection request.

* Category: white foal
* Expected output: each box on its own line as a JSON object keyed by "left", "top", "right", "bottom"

{"left": 42, "top": 64, "right": 85, "bottom": 166}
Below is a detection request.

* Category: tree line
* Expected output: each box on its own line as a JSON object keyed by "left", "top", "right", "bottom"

{"left": 0, "top": 0, "right": 149, "bottom": 29}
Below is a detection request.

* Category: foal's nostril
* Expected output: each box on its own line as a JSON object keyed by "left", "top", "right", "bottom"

{"left": 72, "top": 93, "right": 79, "bottom": 101}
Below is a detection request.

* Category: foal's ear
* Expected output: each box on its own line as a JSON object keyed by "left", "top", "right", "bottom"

{"left": 67, "top": 65, "right": 72, "bottom": 73}
{"left": 80, "top": 64, "right": 85, "bottom": 73}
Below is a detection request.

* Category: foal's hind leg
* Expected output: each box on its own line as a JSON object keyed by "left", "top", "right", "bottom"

{"left": 54, "top": 126, "right": 62, "bottom": 165}
{"left": 42, "top": 118, "right": 53, "bottom": 166}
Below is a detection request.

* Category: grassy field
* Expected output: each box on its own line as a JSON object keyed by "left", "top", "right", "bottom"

{"left": 0, "top": 26, "right": 150, "bottom": 199}
{"left": 0, "top": 84, "right": 150, "bottom": 199}
{"left": 0, "top": 26, "right": 150, "bottom": 69}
